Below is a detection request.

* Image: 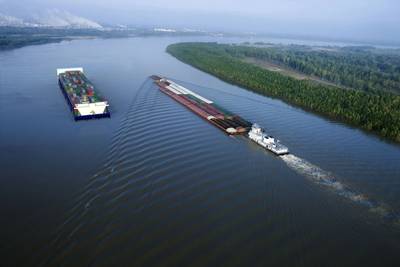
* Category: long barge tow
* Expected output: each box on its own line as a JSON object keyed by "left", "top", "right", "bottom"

{"left": 151, "top": 75, "right": 251, "bottom": 135}
{"left": 151, "top": 75, "right": 289, "bottom": 155}
{"left": 57, "top": 68, "right": 110, "bottom": 120}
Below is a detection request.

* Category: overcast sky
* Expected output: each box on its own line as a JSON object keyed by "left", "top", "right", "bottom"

{"left": 1, "top": 0, "right": 399, "bottom": 44}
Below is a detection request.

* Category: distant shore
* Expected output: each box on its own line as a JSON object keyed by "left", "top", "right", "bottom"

{"left": 0, "top": 27, "right": 209, "bottom": 51}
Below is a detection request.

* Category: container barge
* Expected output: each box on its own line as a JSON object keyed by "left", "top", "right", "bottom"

{"left": 57, "top": 68, "right": 110, "bottom": 120}
{"left": 151, "top": 75, "right": 251, "bottom": 135}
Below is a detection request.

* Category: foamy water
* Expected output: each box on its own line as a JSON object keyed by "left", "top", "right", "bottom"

{"left": 280, "top": 154, "right": 398, "bottom": 222}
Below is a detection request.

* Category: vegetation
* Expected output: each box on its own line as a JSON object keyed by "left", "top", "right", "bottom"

{"left": 0, "top": 34, "right": 62, "bottom": 50}
{"left": 225, "top": 43, "right": 400, "bottom": 94}
{"left": 0, "top": 27, "right": 135, "bottom": 50}
{"left": 167, "top": 42, "right": 400, "bottom": 143}
{"left": 0, "top": 27, "right": 209, "bottom": 51}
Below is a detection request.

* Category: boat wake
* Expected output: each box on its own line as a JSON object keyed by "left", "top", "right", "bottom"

{"left": 280, "top": 154, "right": 399, "bottom": 223}
{"left": 164, "top": 78, "right": 400, "bottom": 226}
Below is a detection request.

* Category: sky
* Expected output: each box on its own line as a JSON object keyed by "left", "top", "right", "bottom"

{"left": 1, "top": 0, "right": 400, "bottom": 44}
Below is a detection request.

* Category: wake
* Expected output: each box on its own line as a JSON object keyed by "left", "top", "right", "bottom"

{"left": 280, "top": 154, "right": 398, "bottom": 223}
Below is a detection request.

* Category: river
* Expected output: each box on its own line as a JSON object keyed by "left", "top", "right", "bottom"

{"left": 1, "top": 36, "right": 400, "bottom": 266}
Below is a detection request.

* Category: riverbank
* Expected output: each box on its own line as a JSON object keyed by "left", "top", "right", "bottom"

{"left": 0, "top": 27, "right": 210, "bottom": 51}
{"left": 0, "top": 27, "right": 129, "bottom": 50}
{"left": 166, "top": 42, "right": 400, "bottom": 143}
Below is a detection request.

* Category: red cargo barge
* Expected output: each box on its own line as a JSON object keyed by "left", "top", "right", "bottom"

{"left": 151, "top": 75, "right": 251, "bottom": 135}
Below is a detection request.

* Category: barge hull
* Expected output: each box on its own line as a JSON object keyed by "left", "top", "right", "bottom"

{"left": 153, "top": 76, "right": 250, "bottom": 135}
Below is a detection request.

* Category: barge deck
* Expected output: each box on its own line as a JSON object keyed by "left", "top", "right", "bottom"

{"left": 151, "top": 75, "right": 251, "bottom": 135}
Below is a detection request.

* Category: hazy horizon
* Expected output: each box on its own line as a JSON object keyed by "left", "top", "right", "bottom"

{"left": 1, "top": 0, "right": 400, "bottom": 44}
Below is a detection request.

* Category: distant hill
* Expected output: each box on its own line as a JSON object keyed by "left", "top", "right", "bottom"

{"left": 0, "top": 14, "right": 26, "bottom": 27}
{"left": 0, "top": 10, "right": 102, "bottom": 29}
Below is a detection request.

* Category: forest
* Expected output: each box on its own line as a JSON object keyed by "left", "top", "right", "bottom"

{"left": 0, "top": 27, "right": 133, "bottom": 50}
{"left": 0, "top": 27, "right": 208, "bottom": 51}
{"left": 222, "top": 43, "right": 400, "bottom": 94}
{"left": 167, "top": 42, "right": 400, "bottom": 143}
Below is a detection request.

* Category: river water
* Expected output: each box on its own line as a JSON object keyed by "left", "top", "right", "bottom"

{"left": 1, "top": 37, "right": 400, "bottom": 266}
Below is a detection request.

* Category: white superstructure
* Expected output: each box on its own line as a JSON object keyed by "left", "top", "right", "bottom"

{"left": 73, "top": 102, "right": 109, "bottom": 116}
{"left": 248, "top": 124, "right": 289, "bottom": 155}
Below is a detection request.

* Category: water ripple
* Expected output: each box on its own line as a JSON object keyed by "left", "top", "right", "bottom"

{"left": 40, "top": 77, "right": 400, "bottom": 266}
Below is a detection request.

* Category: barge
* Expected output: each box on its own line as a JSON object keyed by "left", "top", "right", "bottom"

{"left": 151, "top": 75, "right": 251, "bottom": 135}
{"left": 57, "top": 68, "right": 110, "bottom": 120}
{"left": 152, "top": 75, "right": 290, "bottom": 155}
